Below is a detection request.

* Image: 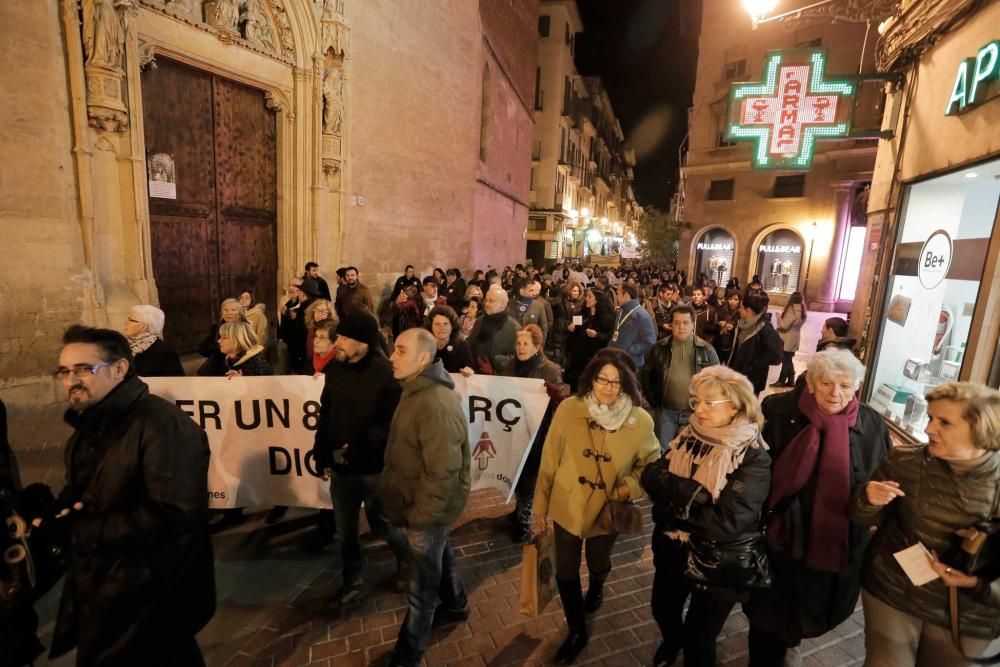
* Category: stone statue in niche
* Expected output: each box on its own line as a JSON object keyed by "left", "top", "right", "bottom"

{"left": 205, "top": 0, "right": 240, "bottom": 34}
{"left": 163, "top": 0, "right": 197, "bottom": 17}
{"left": 322, "top": 65, "right": 344, "bottom": 135}
{"left": 320, "top": 0, "right": 344, "bottom": 20}
{"left": 273, "top": 4, "right": 295, "bottom": 56}
{"left": 84, "top": 0, "right": 125, "bottom": 70}
{"left": 241, "top": 0, "right": 276, "bottom": 51}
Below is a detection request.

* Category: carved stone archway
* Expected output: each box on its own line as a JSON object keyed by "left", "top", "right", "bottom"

{"left": 61, "top": 0, "right": 349, "bottom": 327}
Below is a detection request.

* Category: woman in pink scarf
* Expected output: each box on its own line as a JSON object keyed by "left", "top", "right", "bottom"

{"left": 746, "top": 349, "right": 891, "bottom": 666}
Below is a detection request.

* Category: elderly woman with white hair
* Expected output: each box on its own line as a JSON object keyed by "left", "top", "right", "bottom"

{"left": 851, "top": 382, "right": 1000, "bottom": 666}
{"left": 641, "top": 365, "right": 771, "bottom": 667}
{"left": 746, "top": 349, "right": 891, "bottom": 667}
{"left": 465, "top": 285, "right": 520, "bottom": 374}
{"left": 123, "top": 305, "right": 184, "bottom": 376}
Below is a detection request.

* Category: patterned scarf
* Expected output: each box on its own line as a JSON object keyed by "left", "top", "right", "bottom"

{"left": 585, "top": 392, "right": 633, "bottom": 432}
{"left": 127, "top": 331, "right": 158, "bottom": 357}
{"left": 666, "top": 415, "right": 767, "bottom": 501}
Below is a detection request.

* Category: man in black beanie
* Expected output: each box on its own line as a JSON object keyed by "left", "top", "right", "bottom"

{"left": 311, "top": 311, "right": 408, "bottom": 612}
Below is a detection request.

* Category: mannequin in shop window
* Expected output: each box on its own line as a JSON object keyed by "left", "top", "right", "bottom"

{"left": 781, "top": 259, "right": 793, "bottom": 292}
{"left": 770, "top": 258, "right": 782, "bottom": 291}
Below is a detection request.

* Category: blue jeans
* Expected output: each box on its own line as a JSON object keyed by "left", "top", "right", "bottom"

{"left": 392, "top": 525, "right": 468, "bottom": 664}
{"left": 657, "top": 408, "right": 691, "bottom": 451}
{"left": 331, "top": 472, "right": 409, "bottom": 585}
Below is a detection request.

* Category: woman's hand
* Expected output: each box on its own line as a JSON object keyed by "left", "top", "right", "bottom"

{"left": 460, "top": 366, "right": 475, "bottom": 377}
{"left": 616, "top": 483, "right": 630, "bottom": 501}
{"left": 225, "top": 369, "right": 243, "bottom": 379}
{"left": 930, "top": 552, "right": 980, "bottom": 589}
{"left": 530, "top": 513, "right": 548, "bottom": 537}
{"left": 865, "top": 480, "right": 905, "bottom": 506}
{"left": 586, "top": 328, "right": 597, "bottom": 338}
{"left": 567, "top": 323, "right": 576, "bottom": 332}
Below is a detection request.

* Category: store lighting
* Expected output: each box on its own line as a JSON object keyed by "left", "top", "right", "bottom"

{"left": 586, "top": 228, "right": 603, "bottom": 243}
{"left": 581, "top": 207, "right": 590, "bottom": 219}
{"left": 743, "top": 0, "right": 779, "bottom": 26}
{"left": 965, "top": 172, "right": 979, "bottom": 178}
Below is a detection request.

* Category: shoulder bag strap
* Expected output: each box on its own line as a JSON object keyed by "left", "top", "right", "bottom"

{"left": 948, "top": 482, "right": 1000, "bottom": 664}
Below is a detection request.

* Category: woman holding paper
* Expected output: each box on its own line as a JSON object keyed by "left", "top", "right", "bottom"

{"left": 851, "top": 381, "right": 1000, "bottom": 666}
{"left": 563, "top": 288, "right": 614, "bottom": 389}
{"left": 745, "top": 349, "right": 890, "bottom": 666}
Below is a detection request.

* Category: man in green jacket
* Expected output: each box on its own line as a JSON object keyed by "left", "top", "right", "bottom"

{"left": 382, "top": 328, "right": 471, "bottom": 667}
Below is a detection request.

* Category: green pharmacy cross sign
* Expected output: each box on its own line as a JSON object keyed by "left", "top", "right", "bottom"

{"left": 726, "top": 49, "right": 857, "bottom": 170}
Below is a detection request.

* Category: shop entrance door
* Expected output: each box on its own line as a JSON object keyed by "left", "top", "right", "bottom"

{"left": 142, "top": 57, "right": 278, "bottom": 352}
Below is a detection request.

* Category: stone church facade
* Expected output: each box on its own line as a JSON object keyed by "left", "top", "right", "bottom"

{"left": 0, "top": 0, "right": 538, "bottom": 403}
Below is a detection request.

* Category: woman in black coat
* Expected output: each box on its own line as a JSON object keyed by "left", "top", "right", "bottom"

{"left": 641, "top": 366, "right": 770, "bottom": 667}
{"left": 197, "top": 298, "right": 245, "bottom": 376}
{"left": 498, "top": 324, "right": 564, "bottom": 542}
{"left": 427, "top": 305, "right": 475, "bottom": 374}
{"left": 745, "top": 349, "right": 890, "bottom": 666}
{"left": 123, "top": 305, "right": 184, "bottom": 377}
{"left": 563, "top": 288, "right": 614, "bottom": 388}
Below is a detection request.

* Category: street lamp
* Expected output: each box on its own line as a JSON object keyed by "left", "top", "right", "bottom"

{"left": 743, "top": 0, "right": 779, "bottom": 27}
{"left": 802, "top": 220, "right": 818, "bottom": 300}
{"left": 742, "top": 0, "right": 895, "bottom": 28}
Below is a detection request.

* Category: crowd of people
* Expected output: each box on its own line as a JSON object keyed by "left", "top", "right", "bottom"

{"left": 1, "top": 258, "right": 999, "bottom": 667}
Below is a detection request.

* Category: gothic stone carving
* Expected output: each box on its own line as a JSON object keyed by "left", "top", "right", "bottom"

{"left": 204, "top": 0, "right": 240, "bottom": 37}
{"left": 241, "top": 0, "right": 276, "bottom": 51}
{"left": 82, "top": 0, "right": 129, "bottom": 131}
{"left": 322, "top": 66, "right": 343, "bottom": 135}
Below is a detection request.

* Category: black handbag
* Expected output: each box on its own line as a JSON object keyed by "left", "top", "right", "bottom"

{"left": 684, "top": 532, "right": 772, "bottom": 590}
{"left": 940, "top": 518, "right": 1000, "bottom": 582}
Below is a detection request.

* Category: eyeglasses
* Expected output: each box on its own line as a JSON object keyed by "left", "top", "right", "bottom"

{"left": 52, "top": 360, "right": 119, "bottom": 381}
{"left": 593, "top": 375, "right": 622, "bottom": 389}
{"left": 689, "top": 397, "right": 732, "bottom": 410}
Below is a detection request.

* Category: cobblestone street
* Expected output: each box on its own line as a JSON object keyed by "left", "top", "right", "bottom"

{"left": 10, "top": 310, "right": 871, "bottom": 666}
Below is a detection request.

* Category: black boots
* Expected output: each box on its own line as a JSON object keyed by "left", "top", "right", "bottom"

{"left": 554, "top": 576, "right": 589, "bottom": 664}
{"left": 584, "top": 569, "right": 609, "bottom": 614}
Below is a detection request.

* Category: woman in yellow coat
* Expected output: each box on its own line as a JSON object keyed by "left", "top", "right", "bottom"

{"left": 533, "top": 347, "right": 660, "bottom": 664}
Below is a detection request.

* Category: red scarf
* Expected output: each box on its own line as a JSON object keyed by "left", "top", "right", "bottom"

{"left": 766, "top": 389, "right": 858, "bottom": 573}
{"left": 313, "top": 348, "right": 337, "bottom": 374}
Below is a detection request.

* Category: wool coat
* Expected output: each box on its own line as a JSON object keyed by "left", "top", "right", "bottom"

{"left": 533, "top": 397, "right": 659, "bottom": 538}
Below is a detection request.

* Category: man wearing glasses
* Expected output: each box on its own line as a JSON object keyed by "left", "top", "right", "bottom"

{"left": 642, "top": 306, "right": 720, "bottom": 449}
{"left": 48, "top": 325, "right": 215, "bottom": 666}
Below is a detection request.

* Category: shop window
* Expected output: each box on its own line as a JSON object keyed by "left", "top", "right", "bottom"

{"left": 837, "top": 225, "right": 866, "bottom": 301}
{"left": 694, "top": 229, "right": 735, "bottom": 285}
{"left": 773, "top": 175, "right": 805, "bottom": 198}
{"left": 757, "top": 229, "right": 804, "bottom": 294}
{"left": 538, "top": 15, "right": 550, "bottom": 37}
{"left": 867, "top": 159, "right": 1000, "bottom": 440}
{"left": 707, "top": 179, "right": 735, "bottom": 201}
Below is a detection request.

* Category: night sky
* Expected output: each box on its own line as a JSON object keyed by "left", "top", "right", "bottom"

{"left": 575, "top": 0, "right": 702, "bottom": 210}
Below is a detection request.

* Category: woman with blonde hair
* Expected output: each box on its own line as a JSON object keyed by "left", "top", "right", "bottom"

{"left": 304, "top": 298, "right": 336, "bottom": 364}
{"left": 852, "top": 381, "right": 1000, "bottom": 666}
{"left": 642, "top": 365, "right": 771, "bottom": 667}
{"left": 218, "top": 320, "right": 271, "bottom": 377}
{"left": 197, "top": 298, "right": 246, "bottom": 376}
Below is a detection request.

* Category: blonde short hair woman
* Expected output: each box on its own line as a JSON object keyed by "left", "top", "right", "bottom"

{"left": 218, "top": 320, "right": 271, "bottom": 377}
{"left": 641, "top": 365, "right": 771, "bottom": 666}
{"left": 853, "top": 381, "right": 1000, "bottom": 666}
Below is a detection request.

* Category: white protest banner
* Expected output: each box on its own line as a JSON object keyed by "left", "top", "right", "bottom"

{"left": 449, "top": 373, "right": 551, "bottom": 503}
{"left": 144, "top": 376, "right": 330, "bottom": 510}
{"left": 144, "top": 373, "right": 551, "bottom": 509}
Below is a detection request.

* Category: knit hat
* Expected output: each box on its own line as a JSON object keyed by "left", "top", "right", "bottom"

{"left": 335, "top": 310, "right": 379, "bottom": 346}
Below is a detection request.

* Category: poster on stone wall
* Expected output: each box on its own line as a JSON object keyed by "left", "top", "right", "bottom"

{"left": 147, "top": 152, "right": 176, "bottom": 199}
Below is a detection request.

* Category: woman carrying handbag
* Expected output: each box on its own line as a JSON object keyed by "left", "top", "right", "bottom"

{"left": 851, "top": 381, "right": 1000, "bottom": 666}
{"left": 641, "top": 366, "right": 772, "bottom": 667}
{"left": 532, "top": 348, "right": 659, "bottom": 664}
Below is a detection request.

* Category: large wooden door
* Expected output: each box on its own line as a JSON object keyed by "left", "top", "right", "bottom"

{"left": 142, "top": 58, "right": 277, "bottom": 351}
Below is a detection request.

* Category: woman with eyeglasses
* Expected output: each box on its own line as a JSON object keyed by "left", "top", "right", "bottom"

{"left": 304, "top": 298, "right": 336, "bottom": 368}
{"left": 641, "top": 366, "right": 771, "bottom": 667}
{"left": 122, "top": 305, "right": 184, "bottom": 377}
{"left": 532, "top": 348, "right": 659, "bottom": 664}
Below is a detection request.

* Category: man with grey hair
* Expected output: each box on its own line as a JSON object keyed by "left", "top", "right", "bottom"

{"left": 467, "top": 286, "right": 519, "bottom": 374}
{"left": 748, "top": 348, "right": 889, "bottom": 666}
{"left": 382, "top": 328, "right": 471, "bottom": 667}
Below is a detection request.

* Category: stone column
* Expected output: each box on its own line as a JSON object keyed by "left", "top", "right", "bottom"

{"left": 811, "top": 182, "right": 854, "bottom": 311}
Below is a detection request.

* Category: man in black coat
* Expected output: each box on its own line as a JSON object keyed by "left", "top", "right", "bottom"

{"left": 727, "top": 293, "right": 783, "bottom": 394}
{"left": 390, "top": 265, "right": 422, "bottom": 301}
{"left": 442, "top": 269, "right": 466, "bottom": 310}
{"left": 311, "top": 311, "right": 408, "bottom": 612}
{"left": 49, "top": 326, "right": 214, "bottom": 666}
{"left": 304, "top": 261, "right": 332, "bottom": 300}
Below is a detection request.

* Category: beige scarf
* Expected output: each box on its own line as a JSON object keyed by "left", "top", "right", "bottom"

{"left": 584, "top": 392, "right": 633, "bottom": 432}
{"left": 665, "top": 413, "right": 767, "bottom": 501}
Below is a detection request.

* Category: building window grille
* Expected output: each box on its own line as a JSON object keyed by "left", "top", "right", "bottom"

{"left": 723, "top": 59, "right": 746, "bottom": 81}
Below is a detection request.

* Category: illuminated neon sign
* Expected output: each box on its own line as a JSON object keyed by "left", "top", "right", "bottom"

{"left": 726, "top": 49, "right": 856, "bottom": 169}
{"left": 946, "top": 40, "right": 1000, "bottom": 115}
